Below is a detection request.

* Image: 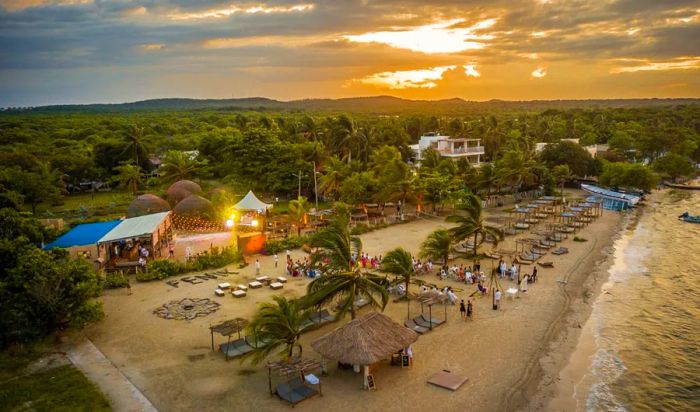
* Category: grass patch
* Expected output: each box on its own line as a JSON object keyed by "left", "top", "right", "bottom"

{"left": 0, "top": 352, "right": 110, "bottom": 412}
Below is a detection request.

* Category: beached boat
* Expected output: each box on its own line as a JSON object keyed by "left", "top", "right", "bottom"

{"left": 581, "top": 184, "right": 640, "bottom": 211}
{"left": 664, "top": 181, "right": 700, "bottom": 191}
{"left": 679, "top": 212, "right": 700, "bottom": 224}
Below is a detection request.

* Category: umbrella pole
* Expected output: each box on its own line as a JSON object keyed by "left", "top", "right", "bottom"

{"left": 429, "top": 305, "right": 433, "bottom": 331}
{"left": 363, "top": 365, "right": 369, "bottom": 389}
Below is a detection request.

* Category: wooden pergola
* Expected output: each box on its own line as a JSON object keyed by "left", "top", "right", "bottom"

{"left": 266, "top": 357, "right": 323, "bottom": 396}
{"left": 209, "top": 318, "right": 248, "bottom": 355}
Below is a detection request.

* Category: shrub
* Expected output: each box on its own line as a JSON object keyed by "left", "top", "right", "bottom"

{"left": 263, "top": 236, "right": 309, "bottom": 255}
{"left": 573, "top": 236, "right": 588, "bottom": 242}
{"left": 137, "top": 246, "right": 243, "bottom": 282}
{"left": 103, "top": 271, "right": 129, "bottom": 289}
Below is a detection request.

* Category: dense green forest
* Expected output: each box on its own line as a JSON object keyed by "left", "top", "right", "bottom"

{"left": 1, "top": 103, "right": 698, "bottom": 217}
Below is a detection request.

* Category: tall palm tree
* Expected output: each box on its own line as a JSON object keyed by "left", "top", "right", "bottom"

{"left": 552, "top": 164, "right": 572, "bottom": 204}
{"left": 242, "top": 296, "right": 315, "bottom": 365}
{"left": 419, "top": 229, "right": 453, "bottom": 265}
{"left": 121, "top": 125, "right": 148, "bottom": 167}
{"left": 381, "top": 248, "right": 415, "bottom": 319}
{"left": 306, "top": 221, "right": 388, "bottom": 320}
{"left": 318, "top": 156, "right": 349, "bottom": 199}
{"left": 159, "top": 150, "right": 207, "bottom": 184}
{"left": 495, "top": 150, "right": 537, "bottom": 199}
{"left": 447, "top": 193, "right": 504, "bottom": 256}
{"left": 288, "top": 196, "right": 309, "bottom": 236}
{"left": 113, "top": 163, "right": 141, "bottom": 194}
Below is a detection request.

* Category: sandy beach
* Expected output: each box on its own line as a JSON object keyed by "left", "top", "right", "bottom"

{"left": 82, "top": 200, "right": 624, "bottom": 412}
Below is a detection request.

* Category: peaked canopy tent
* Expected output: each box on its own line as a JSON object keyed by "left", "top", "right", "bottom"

{"left": 234, "top": 190, "right": 272, "bottom": 211}
{"left": 311, "top": 312, "right": 418, "bottom": 389}
{"left": 98, "top": 211, "right": 173, "bottom": 265}
{"left": 44, "top": 219, "right": 121, "bottom": 260}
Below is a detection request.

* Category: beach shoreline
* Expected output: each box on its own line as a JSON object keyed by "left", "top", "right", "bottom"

{"left": 520, "top": 199, "right": 645, "bottom": 412}
{"left": 80, "top": 197, "right": 628, "bottom": 412}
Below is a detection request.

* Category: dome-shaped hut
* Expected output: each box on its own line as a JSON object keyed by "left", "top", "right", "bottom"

{"left": 127, "top": 194, "right": 171, "bottom": 217}
{"left": 173, "top": 194, "right": 214, "bottom": 217}
{"left": 167, "top": 180, "right": 203, "bottom": 205}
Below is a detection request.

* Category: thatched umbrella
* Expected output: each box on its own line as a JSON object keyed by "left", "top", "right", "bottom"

{"left": 167, "top": 180, "right": 203, "bottom": 205}
{"left": 173, "top": 194, "right": 214, "bottom": 217}
{"left": 311, "top": 312, "right": 418, "bottom": 389}
{"left": 127, "top": 194, "right": 170, "bottom": 217}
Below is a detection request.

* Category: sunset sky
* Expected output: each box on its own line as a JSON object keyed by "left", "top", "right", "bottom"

{"left": 1, "top": 0, "right": 699, "bottom": 106}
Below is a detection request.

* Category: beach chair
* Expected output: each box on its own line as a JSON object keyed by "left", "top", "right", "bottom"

{"left": 404, "top": 319, "right": 429, "bottom": 334}
{"left": 551, "top": 247, "right": 569, "bottom": 255}
{"left": 413, "top": 315, "right": 433, "bottom": 329}
{"left": 421, "top": 313, "right": 445, "bottom": 327}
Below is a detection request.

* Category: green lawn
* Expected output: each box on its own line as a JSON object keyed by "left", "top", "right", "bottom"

{"left": 0, "top": 352, "right": 111, "bottom": 412}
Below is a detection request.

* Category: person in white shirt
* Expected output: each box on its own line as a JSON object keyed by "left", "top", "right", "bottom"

{"left": 446, "top": 288, "right": 458, "bottom": 305}
{"left": 273, "top": 254, "right": 278, "bottom": 268}
{"left": 495, "top": 289, "right": 502, "bottom": 309}
{"left": 255, "top": 259, "right": 260, "bottom": 275}
{"left": 510, "top": 263, "right": 518, "bottom": 281}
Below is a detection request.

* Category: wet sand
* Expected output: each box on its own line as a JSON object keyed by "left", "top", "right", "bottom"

{"left": 83, "top": 204, "right": 624, "bottom": 412}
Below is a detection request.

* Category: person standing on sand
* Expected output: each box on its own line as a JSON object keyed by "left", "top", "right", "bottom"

{"left": 494, "top": 289, "right": 502, "bottom": 309}
{"left": 126, "top": 279, "right": 132, "bottom": 295}
{"left": 273, "top": 254, "right": 278, "bottom": 268}
{"left": 467, "top": 299, "right": 473, "bottom": 320}
{"left": 255, "top": 259, "right": 260, "bottom": 275}
{"left": 532, "top": 266, "right": 538, "bottom": 283}
{"left": 460, "top": 299, "right": 467, "bottom": 320}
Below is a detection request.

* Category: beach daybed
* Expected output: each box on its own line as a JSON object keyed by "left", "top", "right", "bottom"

{"left": 275, "top": 376, "right": 319, "bottom": 406}
{"left": 248, "top": 281, "right": 263, "bottom": 289}
{"left": 404, "top": 319, "right": 430, "bottom": 334}
{"left": 270, "top": 282, "right": 284, "bottom": 290}
{"left": 217, "top": 282, "right": 231, "bottom": 290}
{"left": 551, "top": 247, "right": 569, "bottom": 255}
{"left": 219, "top": 337, "right": 256, "bottom": 359}
{"left": 276, "top": 276, "right": 287, "bottom": 283}
{"left": 214, "top": 289, "right": 225, "bottom": 297}
{"left": 232, "top": 290, "right": 246, "bottom": 298}
{"left": 420, "top": 313, "right": 445, "bottom": 327}
{"left": 538, "top": 261, "right": 554, "bottom": 268}
{"left": 427, "top": 370, "right": 468, "bottom": 391}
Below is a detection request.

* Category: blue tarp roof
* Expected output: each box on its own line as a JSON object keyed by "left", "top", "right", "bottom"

{"left": 45, "top": 220, "right": 122, "bottom": 249}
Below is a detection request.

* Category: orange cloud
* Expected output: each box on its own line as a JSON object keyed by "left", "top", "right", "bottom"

{"left": 354, "top": 65, "right": 457, "bottom": 89}
{"left": 611, "top": 57, "right": 700, "bottom": 73}
{"left": 531, "top": 67, "right": 547, "bottom": 78}
{"left": 168, "top": 3, "right": 314, "bottom": 21}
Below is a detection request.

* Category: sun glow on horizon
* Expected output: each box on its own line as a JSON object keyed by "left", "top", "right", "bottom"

{"left": 531, "top": 67, "right": 547, "bottom": 78}
{"left": 356, "top": 65, "right": 457, "bottom": 89}
{"left": 344, "top": 18, "right": 497, "bottom": 54}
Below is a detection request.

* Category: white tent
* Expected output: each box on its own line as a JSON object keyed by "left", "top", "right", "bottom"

{"left": 98, "top": 212, "right": 171, "bottom": 243}
{"left": 234, "top": 191, "right": 272, "bottom": 211}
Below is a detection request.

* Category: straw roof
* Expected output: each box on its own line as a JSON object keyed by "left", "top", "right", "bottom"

{"left": 311, "top": 312, "right": 418, "bottom": 365}
{"left": 173, "top": 194, "right": 213, "bottom": 217}
{"left": 167, "top": 180, "right": 203, "bottom": 205}
{"left": 127, "top": 194, "right": 170, "bottom": 218}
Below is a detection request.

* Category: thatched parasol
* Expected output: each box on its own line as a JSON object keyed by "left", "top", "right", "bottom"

{"left": 167, "top": 180, "right": 203, "bottom": 205}
{"left": 311, "top": 312, "right": 417, "bottom": 365}
{"left": 127, "top": 194, "right": 170, "bottom": 217}
{"left": 173, "top": 194, "right": 214, "bottom": 217}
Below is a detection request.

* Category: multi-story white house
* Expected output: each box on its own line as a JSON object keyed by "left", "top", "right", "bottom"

{"left": 410, "top": 133, "right": 485, "bottom": 167}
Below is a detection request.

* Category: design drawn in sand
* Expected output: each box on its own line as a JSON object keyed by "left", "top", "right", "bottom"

{"left": 154, "top": 298, "right": 220, "bottom": 320}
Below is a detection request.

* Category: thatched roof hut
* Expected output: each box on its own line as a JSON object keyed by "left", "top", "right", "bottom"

{"left": 167, "top": 180, "right": 203, "bottom": 205}
{"left": 173, "top": 194, "right": 213, "bottom": 217}
{"left": 311, "top": 312, "right": 418, "bottom": 365}
{"left": 127, "top": 194, "right": 170, "bottom": 218}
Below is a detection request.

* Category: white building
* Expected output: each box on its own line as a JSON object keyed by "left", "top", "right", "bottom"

{"left": 534, "top": 139, "right": 608, "bottom": 158}
{"left": 410, "top": 133, "right": 485, "bottom": 167}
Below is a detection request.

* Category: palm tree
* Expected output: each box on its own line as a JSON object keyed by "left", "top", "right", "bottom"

{"left": 420, "top": 229, "right": 453, "bottom": 265}
{"left": 381, "top": 248, "right": 415, "bottom": 318}
{"left": 242, "top": 296, "right": 316, "bottom": 365}
{"left": 306, "top": 221, "right": 388, "bottom": 320}
{"left": 113, "top": 163, "right": 141, "bottom": 194}
{"left": 121, "top": 125, "right": 148, "bottom": 168}
{"left": 551, "top": 164, "right": 572, "bottom": 204}
{"left": 495, "top": 150, "right": 537, "bottom": 199}
{"left": 288, "top": 196, "right": 309, "bottom": 236}
{"left": 447, "top": 193, "right": 504, "bottom": 256}
{"left": 318, "top": 156, "right": 349, "bottom": 199}
{"left": 159, "top": 150, "right": 207, "bottom": 183}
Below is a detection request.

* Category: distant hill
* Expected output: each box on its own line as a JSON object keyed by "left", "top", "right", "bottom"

{"left": 3, "top": 95, "right": 699, "bottom": 114}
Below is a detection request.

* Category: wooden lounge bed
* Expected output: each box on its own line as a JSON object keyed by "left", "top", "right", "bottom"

{"left": 219, "top": 337, "right": 255, "bottom": 359}
{"left": 420, "top": 314, "right": 445, "bottom": 327}
{"left": 413, "top": 316, "right": 433, "bottom": 329}
{"left": 427, "top": 370, "right": 468, "bottom": 391}
{"left": 551, "top": 247, "right": 569, "bottom": 255}
{"left": 270, "top": 282, "right": 284, "bottom": 290}
{"left": 275, "top": 377, "right": 319, "bottom": 406}
{"left": 404, "top": 319, "right": 430, "bottom": 334}
{"left": 232, "top": 290, "right": 246, "bottom": 298}
{"left": 538, "top": 261, "right": 554, "bottom": 268}
{"left": 248, "top": 281, "right": 263, "bottom": 289}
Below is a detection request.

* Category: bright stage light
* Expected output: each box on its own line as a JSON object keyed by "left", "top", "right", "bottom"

{"left": 225, "top": 219, "right": 234, "bottom": 228}
{"left": 251, "top": 219, "right": 259, "bottom": 227}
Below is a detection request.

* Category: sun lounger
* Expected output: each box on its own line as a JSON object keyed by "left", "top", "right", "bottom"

{"left": 236, "top": 284, "right": 248, "bottom": 291}
{"left": 413, "top": 316, "right": 433, "bottom": 329}
{"left": 515, "top": 222, "right": 529, "bottom": 230}
{"left": 404, "top": 319, "right": 429, "bottom": 334}
{"left": 427, "top": 370, "right": 468, "bottom": 391}
{"left": 538, "top": 261, "right": 554, "bottom": 268}
{"left": 420, "top": 313, "right": 445, "bottom": 327}
{"left": 217, "top": 282, "right": 231, "bottom": 290}
{"left": 270, "top": 282, "right": 284, "bottom": 290}
{"left": 214, "top": 289, "right": 225, "bottom": 297}
{"left": 551, "top": 247, "right": 569, "bottom": 255}
{"left": 275, "top": 377, "right": 319, "bottom": 406}
{"left": 232, "top": 290, "right": 246, "bottom": 298}
{"left": 256, "top": 276, "right": 271, "bottom": 282}
{"left": 219, "top": 337, "right": 255, "bottom": 359}
{"left": 248, "top": 281, "right": 263, "bottom": 289}
{"left": 276, "top": 276, "right": 287, "bottom": 283}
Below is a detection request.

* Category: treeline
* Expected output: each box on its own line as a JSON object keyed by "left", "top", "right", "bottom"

{"left": 0, "top": 105, "right": 698, "bottom": 214}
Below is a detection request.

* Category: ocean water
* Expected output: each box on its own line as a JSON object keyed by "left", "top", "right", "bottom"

{"left": 583, "top": 190, "right": 700, "bottom": 411}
